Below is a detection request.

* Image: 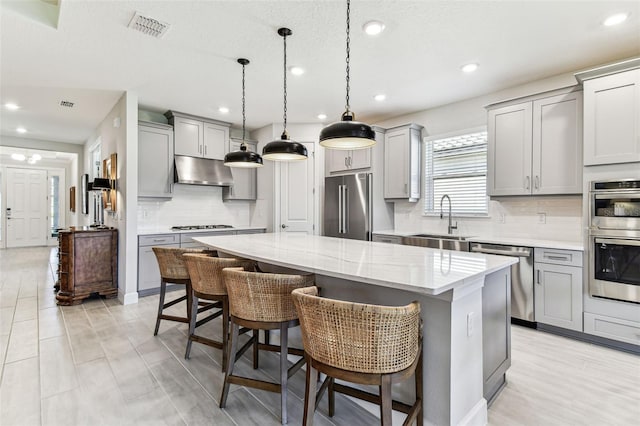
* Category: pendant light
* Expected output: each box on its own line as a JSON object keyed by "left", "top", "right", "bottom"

{"left": 224, "top": 58, "right": 264, "bottom": 168}
{"left": 262, "top": 27, "right": 308, "bottom": 161}
{"left": 319, "top": 0, "right": 376, "bottom": 150}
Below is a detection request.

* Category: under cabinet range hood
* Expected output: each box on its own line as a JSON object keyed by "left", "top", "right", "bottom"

{"left": 174, "top": 155, "right": 233, "bottom": 186}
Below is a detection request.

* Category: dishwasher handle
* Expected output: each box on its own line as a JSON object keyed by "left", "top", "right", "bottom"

{"left": 471, "top": 246, "right": 532, "bottom": 257}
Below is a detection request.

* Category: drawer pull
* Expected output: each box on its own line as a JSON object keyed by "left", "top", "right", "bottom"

{"left": 153, "top": 239, "right": 168, "bottom": 242}
{"left": 546, "top": 255, "right": 569, "bottom": 261}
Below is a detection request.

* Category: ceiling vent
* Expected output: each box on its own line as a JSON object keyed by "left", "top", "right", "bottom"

{"left": 128, "top": 11, "right": 170, "bottom": 38}
{"left": 59, "top": 100, "right": 74, "bottom": 108}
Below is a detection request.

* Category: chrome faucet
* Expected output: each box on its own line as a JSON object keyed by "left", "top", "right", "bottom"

{"left": 440, "top": 194, "right": 457, "bottom": 235}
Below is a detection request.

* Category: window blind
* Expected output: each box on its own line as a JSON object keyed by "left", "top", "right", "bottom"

{"left": 424, "top": 130, "right": 488, "bottom": 215}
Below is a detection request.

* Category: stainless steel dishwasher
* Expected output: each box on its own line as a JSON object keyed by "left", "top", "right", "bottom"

{"left": 470, "top": 242, "right": 534, "bottom": 322}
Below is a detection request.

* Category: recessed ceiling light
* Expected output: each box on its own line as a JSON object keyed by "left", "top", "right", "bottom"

{"left": 5, "top": 103, "right": 20, "bottom": 110}
{"left": 374, "top": 94, "right": 386, "bottom": 102}
{"left": 218, "top": 107, "right": 229, "bottom": 114}
{"left": 461, "top": 63, "right": 479, "bottom": 73}
{"left": 11, "top": 153, "right": 26, "bottom": 161}
{"left": 317, "top": 114, "right": 327, "bottom": 120}
{"left": 16, "top": 127, "right": 27, "bottom": 134}
{"left": 290, "top": 66, "right": 305, "bottom": 76}
{"left": 363, "top": 20, "right": 385, "bottom": 36}
{"left": 603, "top": 13, "right": 629, "bottom": 26}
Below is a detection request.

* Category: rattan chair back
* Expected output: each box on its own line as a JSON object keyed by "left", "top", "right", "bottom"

{"left": 223, "top": 268, "right": 315, "bottom": 323}
{"left": 292, "top": 286, "right": 421, "bottom": 374}
{"left": 152, "top": 247, "right": 209, "bottom": 281}
{"left": 183, "top": 254, "right": 256, "bottom": 296}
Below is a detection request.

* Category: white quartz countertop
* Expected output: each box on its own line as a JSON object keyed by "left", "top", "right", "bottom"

{"left": 373, "top": 230, "right": 583, "bottom": 251}
{"left": 194, "top": 233, "right": 517, "bottom": 296}
{"left": 138, "top": 226, "right": 266, "bottom": 236}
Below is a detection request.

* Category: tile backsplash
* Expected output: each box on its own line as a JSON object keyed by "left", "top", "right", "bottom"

{"left": 393, "top": 195, "right": 583, "bottom": 242}
{"left": 137, "top": 184, "right": 252, "bottom": 231}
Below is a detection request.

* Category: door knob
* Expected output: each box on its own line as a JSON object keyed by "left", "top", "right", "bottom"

{"left": 281, "top": 224, "right": 288, "bottom": 229}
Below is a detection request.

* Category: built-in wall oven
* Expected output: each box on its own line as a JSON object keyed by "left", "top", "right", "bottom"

{"left": 589, "top": 179, "right": 640, "bottom": 304}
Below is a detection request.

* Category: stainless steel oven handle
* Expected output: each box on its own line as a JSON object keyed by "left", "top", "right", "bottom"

{"left": 594, "top": 238, "right": 640, "bottom": 247}
{"left": 594, "top": 192, "right": 640, "bottom": 200}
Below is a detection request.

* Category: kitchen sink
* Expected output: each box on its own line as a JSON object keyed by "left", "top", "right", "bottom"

{"left": 402, "top": 233, "right": 470, "bottom": 251}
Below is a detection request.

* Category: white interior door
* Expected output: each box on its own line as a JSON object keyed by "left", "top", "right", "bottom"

{"left": 6, "top": 168, "right": 48, "bottom": 247}
{"left": 279, "top": 142, "right": 315, "bottom": 234}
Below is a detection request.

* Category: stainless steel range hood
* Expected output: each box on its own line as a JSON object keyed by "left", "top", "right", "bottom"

{"left": 174, "top": 155, "right": 233, "bottom": 186}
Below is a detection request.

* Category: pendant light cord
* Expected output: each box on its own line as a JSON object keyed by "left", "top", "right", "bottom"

{"left": 345, "top": 0, "right": 351, "bottom": 114}
{"left": 283, "top": 31, "right": 288, "bottom": 133}
{"left": 241, "top": 61, "right": 247, "bottom": 148}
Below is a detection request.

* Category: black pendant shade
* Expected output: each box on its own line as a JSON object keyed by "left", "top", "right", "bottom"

{"left": 224, "top": 58, "right": 264, "bottom": 168}
{"left": 319, "top": 0, "right": 376, "bottom": 150}
{"left": 319, "top": 113, "right": 376, "bottom": 150}
{"left": 224, "top": 144, "right": 263, "bottom": 168}
{"left": 262, "top": 27, "right": 308, "bottom": 162}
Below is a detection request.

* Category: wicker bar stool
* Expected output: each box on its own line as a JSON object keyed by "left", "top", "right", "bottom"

{"left": 182, "top": 254, "right": 256, "bottom": 371}
{"left": 220, "top": 267, "right": 315, "bottom": 424}
{"left": 292, "top": 286, "right": 423, "bottom": 426}
{"left": 151, "top": 247, "right": 215, "bottom": 336}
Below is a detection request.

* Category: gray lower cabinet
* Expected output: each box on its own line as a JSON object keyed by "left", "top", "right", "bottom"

{"left": 583, "top": 312, "right": 640, "bottom": 346}
{"left": 138, "top": 234, "right": 180, "bottom": 295}
{"left": 223, "top": 139, "right": 258, "bottom": 201}
{"left": 180, "top": 231, "right": 235, "bottom": 249}
{"left": 138, "top": 121, "right": 174, "bottom": 198}
{"left": 372, "top": 234, "right": 403, "bottom": 244}
{"left": 534, "top": 248, "right": 583, "bottom": 332}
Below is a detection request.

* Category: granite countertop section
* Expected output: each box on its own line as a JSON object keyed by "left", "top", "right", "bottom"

{"left": 194, "top": 233, "right": 517, "bottom": 296}
{"left": 138, "top": 226, "right": 266, "bottom": 236}
{"left": 373, "top": 230, "right": 583, "bottom": 251}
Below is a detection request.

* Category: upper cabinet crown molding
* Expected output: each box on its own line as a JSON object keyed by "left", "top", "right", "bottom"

{"left": 487, "top": 89, "right": 583, "bottom": 196}
{"left": 574, "top": 57, "right": 640, "bottom": 83}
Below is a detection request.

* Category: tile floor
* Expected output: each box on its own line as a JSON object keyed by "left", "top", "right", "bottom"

{"left": 0, "top": 246, "right": 639, "bottom": 425}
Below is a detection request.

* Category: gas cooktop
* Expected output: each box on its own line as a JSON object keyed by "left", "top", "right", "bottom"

{"left": 171, "top": 225, "right": 234, "bottom": 231}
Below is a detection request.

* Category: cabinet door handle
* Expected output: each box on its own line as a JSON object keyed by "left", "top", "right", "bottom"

{"left": 535, "top": 175, "right": 539, "bottom": 190}
{"left": 536, "top": 269, "right": 541, "bottom": 284}
{"left": 204, "top": 145, "right": 207, "bottom": 156}
{"left": 199, "top": 144, "right": 202, "bottom": 154}
{"left": 348, "top": 156, "right": 352, "bottom": 167}
{"left": 344, "top": 157, "right": 348, "bottom": 167}
{"left": 525, "top": 176, "right": 530, "bottom": 190}
{"left": 404, "top": 183, "right": 408, "bottom": 194}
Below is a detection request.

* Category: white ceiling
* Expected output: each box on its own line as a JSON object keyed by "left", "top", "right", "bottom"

{"left": 1, "top": 0, "right": 639, "bottom": 145}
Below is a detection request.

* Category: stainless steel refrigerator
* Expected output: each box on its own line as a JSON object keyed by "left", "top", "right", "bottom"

{"left": 324, "top": 173, "right": 372, "bottom": 241}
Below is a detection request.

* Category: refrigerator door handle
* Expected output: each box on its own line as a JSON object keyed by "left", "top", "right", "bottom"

{"left": 341, "top": 185, "right": 348, "bottom": 234}
{"left": 337, "top": 184, "right": 343, "bottom": 233}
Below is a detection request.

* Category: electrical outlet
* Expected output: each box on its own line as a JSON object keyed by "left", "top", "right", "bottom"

{"left": 537, "top": 212, "right": 546, "bottom": 224}
{"left": 467, "top": 312, "right": 475, "bottom": 337}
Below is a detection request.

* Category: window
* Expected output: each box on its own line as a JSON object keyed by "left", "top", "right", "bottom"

{"left": 424, "top": 128, "right": 488, "bottom": 216}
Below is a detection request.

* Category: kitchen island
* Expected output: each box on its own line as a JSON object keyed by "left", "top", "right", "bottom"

{"left": 195, "top": 233, "right": 517, "bottom": 426}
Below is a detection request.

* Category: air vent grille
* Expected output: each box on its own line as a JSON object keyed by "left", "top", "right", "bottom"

{"left": 60, "top": 100, "right": 74, "bottom": 108}
{"left": 128, "top": 11, "right": 170, "bottom": 38}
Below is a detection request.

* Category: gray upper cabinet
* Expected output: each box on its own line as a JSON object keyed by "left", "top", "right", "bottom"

{"left": 583, "top": 68, "right": 640, "bottom": 166}
{"left": 327, "top": 148, "right": 371, "bottom": 174}
{"left": 488, "top": 90, "right": 583, "bottom": 196}
{"left": 384, "top": 123, "right": 422, "bottom": 202}
{"left": 165, "top": 110, "right": 230, "bottom": 160}
{"left": 223, "top": 139, "right": 257, "bottom": 201}
{"left": 138, "top": 121, "right": 174, "bottom": 199}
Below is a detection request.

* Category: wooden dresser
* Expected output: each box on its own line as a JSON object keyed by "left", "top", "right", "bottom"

{"left": 56, "top": 227, "right": 118, "bottom": 305}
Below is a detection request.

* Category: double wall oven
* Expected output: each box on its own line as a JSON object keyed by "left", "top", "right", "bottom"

{"left": 589, "top": 179, "right": 640, "bottom": 304}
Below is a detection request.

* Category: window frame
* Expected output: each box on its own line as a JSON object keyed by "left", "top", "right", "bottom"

{"left": 422, "top": 126, "right": 489, "bottom": 217}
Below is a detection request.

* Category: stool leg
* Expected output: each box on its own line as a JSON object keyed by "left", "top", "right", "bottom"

{"left": 380, "top": 375, "right": 393, "bottom": 426}
{"left": 185, "top": 281, "right": 193, "bottom": 325}
{"left": 328, "top": 377, "right": 335, "bottom": 417}
{"left": 303, "top": 355, "right": 317, "bottom": 426}
{"left": 415, "top": 350, "right": 424, "bottom": 426}
{"left": 220, "top": 321, "right": 240, "bottom": 408}
{"left": 253, "top": 329, "right": 259, "bottom": 369}
{"left": 221, "top": 297, "right": 229, "bottom": 372}
{"left": 154, "top": 279, "right": 167, "bottom": 336}
{"left": 184, "top": 292, "right": 199, "bottom": 359}
{"left": 280, "top": 323, "right": 288, "bottom": 424}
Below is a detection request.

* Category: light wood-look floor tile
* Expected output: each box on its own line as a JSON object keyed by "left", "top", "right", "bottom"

{"left": 0, "top": 246, "right": 638, "bottom": 426}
